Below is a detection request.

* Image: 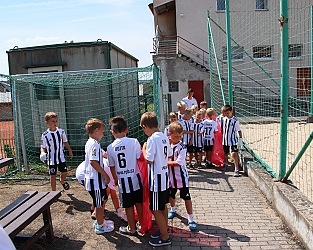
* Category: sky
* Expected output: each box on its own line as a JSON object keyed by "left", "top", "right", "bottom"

{"left": 0, "top": 0, "right": 155, "bottom": 75}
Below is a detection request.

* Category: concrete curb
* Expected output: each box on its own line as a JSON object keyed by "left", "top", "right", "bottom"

{"left": 247, "top": 162, "right": 313, "bottom": 250}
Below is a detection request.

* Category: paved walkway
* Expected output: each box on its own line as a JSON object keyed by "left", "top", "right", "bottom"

{"left": 6, "top": 165, "right": 304, "bottom": 249}
{"left": 167, "top": 166, "right": 304, "bottom": 249}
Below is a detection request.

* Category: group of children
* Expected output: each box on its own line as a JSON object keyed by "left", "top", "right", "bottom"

{"left": 39, "top": 99, "right": 242, "bottom": 247}
{"left": 164, "top": 101, "right": 243, "bottom": 177}
{"left": 40, "top": 111, "right": 198, "bottom": 247}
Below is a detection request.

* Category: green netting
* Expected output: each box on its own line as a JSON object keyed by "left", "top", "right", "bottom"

{"left": 0, "top": 74, "right": 14, "bottom": 166}
{"left": 8, "top": 65, "right": 160, "bottom": 173}
{"left": 208, "top": 1, "right": 313, "bottom": 201}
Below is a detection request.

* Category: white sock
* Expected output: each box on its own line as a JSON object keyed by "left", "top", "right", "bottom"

{"left": 235, "top": 168, "right": 239, "bottom": 172}
{"left": 116, "top": 207, "right": 122, "bottom": 213}
{"left": 170, "top": 206, "right": 176, "bottom": 212}
{"left": 188, "top": 214, "right": 194, "bottom": 223}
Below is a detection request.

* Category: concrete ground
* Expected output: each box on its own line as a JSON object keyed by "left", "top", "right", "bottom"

{"left": 0, "top": 163, "right": 306, "bottom": 250}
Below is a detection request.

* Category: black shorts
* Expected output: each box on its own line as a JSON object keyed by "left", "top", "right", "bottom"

{"left": 193, "top": 147, "right": 203, "bottom": 153}
{"left": 88, "top": 188, "right": 108, "bottom": 208}
{"left": 204, "top": 145, "right": 213, "bottom": 152}
{"left": 186, "top": 145, "right": 193, "bottom": 153}
{"left": 120, "top": 188, "right": 143, "bottom": 208}
{"left": 169, "top": 187, "right": 191, "bottom": 201}
{"left": 48, "top": 162, "right": 67, "bottom": 175}
{"left": 149, "top": 189, "right": 169, "bottom": 211}
{"left": 223, "top": 145, "right": 238, "bottom": 154}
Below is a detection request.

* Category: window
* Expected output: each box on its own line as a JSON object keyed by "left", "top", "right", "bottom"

{"left": 222, "top": 46, "right": 244, "bottom": 61}
{"left": 216, "top": 0, "right": 225, "bottom": 12}
{"left": 297, "top": 68, "right": 311, "bottom": 96}
{"left": 289, "top": 44, "right": 302, "bottom": 59}
{"left": 256, "top": 0, "right": 268, "bottom": 10}
{"left": 253, "top": 46, "right": 273, "bottom": 60}
{"left": 168, "top": 81, "right": 179, "bottom": 92}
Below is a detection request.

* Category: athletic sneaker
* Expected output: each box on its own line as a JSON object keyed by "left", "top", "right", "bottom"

{"left": 188, "top": 221, "right": 197, "bottom": 231}
{"left": 114, "top": 210, "right": 128, "bottom": 222}
{"left": 233, "top": 170, "right": 240, "bottom": 177}
{"left": 168, "top": 211, "right": 176, "bottom": 219}
{"left": 149, "top": 236, "right": 172, "bottom": 247}
{"left": 93, "top": 220, "right": 114, "bottom": 228}
{"left": 119, "top": 226, "right": 137, "bottom": 236}
{"left": 150, "top": 229, "right": 170, "bottom": 239}
{"left": 95, "top": 223, "right": 114, "bottom": 234}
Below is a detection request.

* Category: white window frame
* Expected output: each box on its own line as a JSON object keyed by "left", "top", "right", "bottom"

{"left": 256, "top": 0, "right": 268, "bottom": 10}
{"left": 252, "top": 45, "right": 273, "bottom": 60}
{"left": 222, "top": 46, "right": 244, "bottom": 62}
{"left": 216, "top": 0, "right": 225, "bottom": 12}
{"left": 288, "top": 44, "right": 303, "bottom": 60}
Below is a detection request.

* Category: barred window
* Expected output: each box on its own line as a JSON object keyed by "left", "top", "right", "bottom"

{"left": 289, "top": 44, "right": 302, "bottom": 59}
{"left": 217, "top": 0, "right": 225, "bottom": 12}
{"left": 253, "top": 46, "right": 273, "bottom": 59}
{"left": 256, "top": 0, "right": 268, "bottom": 10}
{"left": 222, "top": 46, "right": 244, "bottom": 61}
{"left": 168, "top": 81, "right": 179, "bottom": 92}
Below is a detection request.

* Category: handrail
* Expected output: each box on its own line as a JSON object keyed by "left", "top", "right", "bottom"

{"left": 152, "top": 35, "right": 279, "bottom": 97}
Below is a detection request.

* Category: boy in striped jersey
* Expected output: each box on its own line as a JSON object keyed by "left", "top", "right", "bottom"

{"left": 221, "top": 105, "right": 243, "bottom": 176}
{"left": 192, "top": 111, "right": 204, "bottom": 168}
{"left": 107, "top": 116, "right": 143, "bottom": 236}
{"left": 167, "top": 122, "right": 197, "bottom": 231}
{"left": 141, "top": 112, "right": 173, "bottom": 247}
{"left": 179, "top": 108, "right": 195, "bottom": 169}
{"left": 40, "top": 112, "right": 73, "bottom": 191}
{"left": 202, "top": 108, "right": 218, "bottom": 168}
{"left": 164, "top": 112, "right": 178, "bottom": 138}
{"left": 176, "top": 101, "right": 186, "bottom": 121}
{"left": 84, "top": 118, "right": 114, "bottom": 234}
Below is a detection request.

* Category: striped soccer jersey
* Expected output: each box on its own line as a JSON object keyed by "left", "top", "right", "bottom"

{"left": 216, "top": 114, "right": 224, "bottom": 131}
{"left": 177, "top": 113, "right": 184, "bottom": 120}
{"left": 202, "top": 119, "right": 218, "bottom": 146}
{"left": 192, "top": 122, "right": 204, "bottom": 148}
{"left": 222, "top": 116, "right": 241, "bottom": 146}
{"left": 41, "top": 127, "right": 67, "bottom": 165}
{"left": 169, "top": 141, "right": 189, "bottom": 188}
{"left": 107, "top": 137, "right": 142, "bottom": 194}
{"left": 146, "top": 132, "right": 172, "bottom": 192}
{"left": 179, "top": 119, "right": 195, "bottom": 146}
{"left": 84, "top": 138, "right": 106, "bottom": 191}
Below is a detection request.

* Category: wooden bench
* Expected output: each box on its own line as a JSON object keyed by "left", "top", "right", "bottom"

{"left": 0, "top": 190, "right": 62, "bottom": 250}
{"left": 0, "top": 157, "right": 14, "bottom": 169}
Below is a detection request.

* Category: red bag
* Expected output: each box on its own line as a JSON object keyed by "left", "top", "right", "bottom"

{"left": 211, "top": 124, "right": 224, "bottom": 166}
{"left": 134, "top": 158, "right": 152, "bottom": 234}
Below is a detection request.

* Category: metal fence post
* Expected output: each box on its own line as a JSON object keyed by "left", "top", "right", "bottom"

{"left": 279, "top": 0, "right": 289, "bottom": 180}
{"left": 225, "top": 0, "right": 233, "bottom": 106}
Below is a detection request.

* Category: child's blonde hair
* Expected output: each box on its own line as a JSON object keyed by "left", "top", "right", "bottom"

{"left": 200, "top": 108, "right": 206, "bottom": 117}
{"left": 86, "top": 118, "right": 105, "bottom": 134}
{"left": 168, "top": 112, "right": 178, "bottom": 119}
{"left": 206, "top": 108, "right": 216, "bottom": 118}
{"left": 169, "top": 121, "right": 183, "bottom": 134}
{"left": 200, "top": 101, "right": 207, "bottom": 107}
{"left": 177, "top": 101, "right": 186, "bottom": 108}
{"left": 140, "top": 112, "right": 158, "bottom": 129}
{"left": 45, "top": 112, "right": 58, "bottom": 122}
{"left": 184, "top": 108, "right": 193, "bottom": 116}
{"left": 196, "top": 110, "right": 202, "bottom": 116}
{"left": 191, "top": 104, "right": 199, "bottom": 112}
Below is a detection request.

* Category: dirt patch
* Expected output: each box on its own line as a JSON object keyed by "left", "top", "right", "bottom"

{"left": 0, "top": 180, "right": 154, "bottom": 250}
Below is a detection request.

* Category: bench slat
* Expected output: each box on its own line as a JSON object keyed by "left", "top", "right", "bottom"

{"left": 0, "top": 192, "right": 48, "bottom": 228}
{"left": 0, "top": 158, "right": 14, "bottom": 169}
{"left": 0, "top": 191, "right": 38, "bottom": 220}
{"left": 4, "top": 191, "right": 61, "bottom": 238}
